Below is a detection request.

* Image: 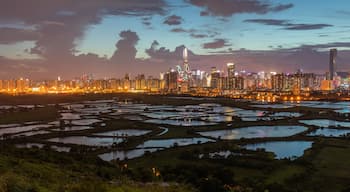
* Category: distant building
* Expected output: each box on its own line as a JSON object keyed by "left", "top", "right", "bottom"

{"left": 165, "top": 69, "right": 178, "bottom": 92}
{"left": 210, "top": 67, "right": 221, "bottom": 89}
{"left": 329, "top": 48, "right": 337, "bottom": 80}
{"left": 227, "top": 63, "right": 235, "bottom": 89}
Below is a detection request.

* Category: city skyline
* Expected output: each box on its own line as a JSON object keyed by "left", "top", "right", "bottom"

{"left": 1, "top": 0, "right": 350, "bottom": 79}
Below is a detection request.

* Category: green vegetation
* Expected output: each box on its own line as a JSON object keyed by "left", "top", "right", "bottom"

{"left": 0, "top": 106, "right": 58, "bottom": 125}
{"left": 0, "top": 146, "right": 193, "bottom": 192}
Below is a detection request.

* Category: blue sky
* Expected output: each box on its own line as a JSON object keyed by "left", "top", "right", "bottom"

{"left": 0, "top": 0, "right": 350, "bottom": 79}
{"left": 76, "top": 0, "right": 350, "bottom": 58}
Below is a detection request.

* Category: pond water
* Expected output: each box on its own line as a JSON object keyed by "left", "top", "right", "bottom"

{"left": 47, "top": 136, "right": 124, "bottom": 146}
{"left": 307, "top": 128, "right": 350, "bottom": 137}
{"left": 123, "top": 115, "right": 145, "bottom": 121}
{"left": 0, "top": 124, "right": 21, "bottom": 128}
{"left": 136, "top": 138, "right": 214, "bottom": 148}
{"left": 0, "top": 124, "right": 53, "bottom": 136}
{"left": 93, "top": 129, "right": 151, "bottom": 137}
{"left": 144, "top": 119, "right": 217, "bottom": 126}
{"left": 201, "top": 115, "right": 233, "bottom": 122}
{"left": 299, "top": 119, "right": 350, "bottom": 128}
{"left": 15, "top": 143, "right": 44, "bottom": 149}
{"left": 50, "top": 145, "right": 71, "bottom": 152}
{"left": 99, "top": 148, "right": 159, "bottom": 161}
{"left": 11, "top": 130, "right": 51, "bottom": 137}
{"left": 270, "top": 112, "right": 302, "bottom": 118}
{"left": 51, "top": 126, "right": 93, "bottom": 131}
{"left": 0, "top": 105, "right": 15, "bottom": 110}
{"left": 242, "top": 141, "right": 313, "bottom": 159}
{"left": 251, "top": 104, "right": 294, "bottom": 109}
{"left": 70, "top": 119, "right": 101, "bottom": 126}
{"left": 60, "top": 113, "right": 81, "bottom": 120}
{"left": 16, "top": 143, "right": 71, "bottom": 152}
{"left": 198, "top": 125, "right": 308, "bottom": 140}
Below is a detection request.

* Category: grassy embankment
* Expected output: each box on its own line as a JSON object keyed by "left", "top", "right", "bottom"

{"left": 0, "top": 146, "right": 194, "bottom": 192}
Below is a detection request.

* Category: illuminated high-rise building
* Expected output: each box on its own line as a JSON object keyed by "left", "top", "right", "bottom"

{"left": 227, "top": 63, "right": 235, "bottom": 89}
{"left": 227, "top": 63, "right": 235, "bottom": 78}
{"left": 329, "top": 48, "right": 337, "bottom": 80}
{"left": 210, "top": 67, "right": 221, "bottom": 89}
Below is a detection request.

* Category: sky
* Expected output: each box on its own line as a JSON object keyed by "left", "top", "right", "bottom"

{"left": 1, "top": 0, "right": 350, "bottom": 80}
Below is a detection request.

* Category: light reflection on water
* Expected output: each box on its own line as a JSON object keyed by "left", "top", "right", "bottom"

{"left": 198, "top": 126, "right": 307, "bottom": 140}
{"left": 242, "top": 141, "right": 313, "bottom": 159}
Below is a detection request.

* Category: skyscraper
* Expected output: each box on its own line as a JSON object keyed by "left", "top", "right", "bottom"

{"left": 227, "top": 63, "right": 235, "bottom": 89}
{"left": 227, "top": 63, "right": 235, "bottom": 78}
{"left": 329, "top": 48, "right": 337, "bottom": 80}
{"left": 182, "top": 47, "right": 190, "bottom": 81}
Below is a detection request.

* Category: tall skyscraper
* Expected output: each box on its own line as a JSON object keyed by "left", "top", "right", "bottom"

{"left": 329, "top": 48, "right": 337, "bottom": 80}
{"left": 227, "top": 63, "right": 235, "bottom": 89}
{"left": 182, "top": 47, "right": 190, "bottom": 81}
{"left": 210, "top": 67, "right": 221, "bottom": 89}
{"left": 227, "top": 63, "right": 235, "bottom": 78}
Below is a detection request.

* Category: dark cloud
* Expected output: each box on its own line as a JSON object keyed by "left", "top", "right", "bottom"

{"left": 202, "top": 39, "right": 231, "bottom": 49}
{"left": 188, "top": 0, "right": 293, "bottom": 17}
{"left": 0, "top": 27, "right": 40, "bottom": 44}
{"left": 0, "top": 0, "right": 167, "bottom": 77}
{"left": 244, "top": 19, "right": 333, "bottom": 30}
{"left": 141, "top": 16, "right": 152, "bottom": 26}
{"left": 200, "top": 11, "right": 210, "bottom": 16}
{"left": 190, "top": 33, "right": 208, "bottom": 38}
{"left": 170, "top": 28, "right": 218, "bottom": 39}
{"left": 110, "top": 30, "right": 139, "bottom": 67}
{"left": 141, "top": 41, "right": 350, "bottom": 75}
{"left": 244, "top": 19, "right": 288, "bottom": 26}
{"left": 284, "top": 24, "right": 332, "bottom": 30}
{"left": 146, "top": 40, "right": 193, "bottom": 60}
{"left": 142, "top": 21, "right": 151, "bottom": 26}
{"left": 0, "top": 1, "right": 167, "bottom": 78}
{"left": 170, "top": 28, "right": 188, "bottom": 33}
{"left": 163, "top": 15, "right": 183, "bottom": 25}
{"left": 287, "top": 42, "right": 350, "bottom": 51}
{"left": 271, "top": 3, "right": 293, "bottom": 12}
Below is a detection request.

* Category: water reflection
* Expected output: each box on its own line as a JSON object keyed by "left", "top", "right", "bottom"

{"left": 48, "top": 136, "right": 124, "bottom": 146}
{"left": 198, "top": 126, "right": 307, "bottom": 140}
{"left": 99, "top": 148, "right": 159, "bottom": 161}
{"left": 137, "top": 138, "right": 214, "bottom": 148}
{"left": 307, "top": 128, "right": 350, "bottom": 137}
{"left": 93, "top": 129, "right": 151, "bottom": 137}
{"left": 243, "top": 141, "right": 313, "bottom": 159}
{"left": 299, "top": 119, "right": 350, "bottom": 128}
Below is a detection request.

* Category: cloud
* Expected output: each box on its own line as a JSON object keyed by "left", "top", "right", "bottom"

{"left": 244, "top": 19, "right": 333, "bottom": 30}
{"left": 163, "top": 15, "right": 183, "bottom": 25}
{"left": 0, "top": 0, "right": 167, "bottom": 78}
{"left": 244, "top": 19, "right": 288, "bottom": 26}
{"left": 190, "top": 33, "right": 208, "bottom": 38}
{"left": 141, "top": 16, "right": 152, "bottom": 26}
{"left": 286, "top": 42, "right": 350, "bottom": 51}
{"left": 271, "top": 3, "right": 294, "bottom": 12}
{"left": 284, "top": 24, "right": 332, "bottom": 30}
{"left": 202, "top": 39, "right": 231, "bottom": 49}
{"left": 200, "top": 11, "right": 210, "bottom": 16}
{"left": 170, "top": 27, "right": 188, "bottom": 33}
{"left": 0, "top": 27, "right": 40, "bottom": 44}
{"left": 188, "top": 0, "right": 293, "bottom": 17}
{"left": 145, "top": 40, "right": 194, "bottom": 60}
{"left": 110, "top": 30, "right": 139, "bottom": 67}
{"left": 170, "top": 27, "right": 218, "bottom": 39}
